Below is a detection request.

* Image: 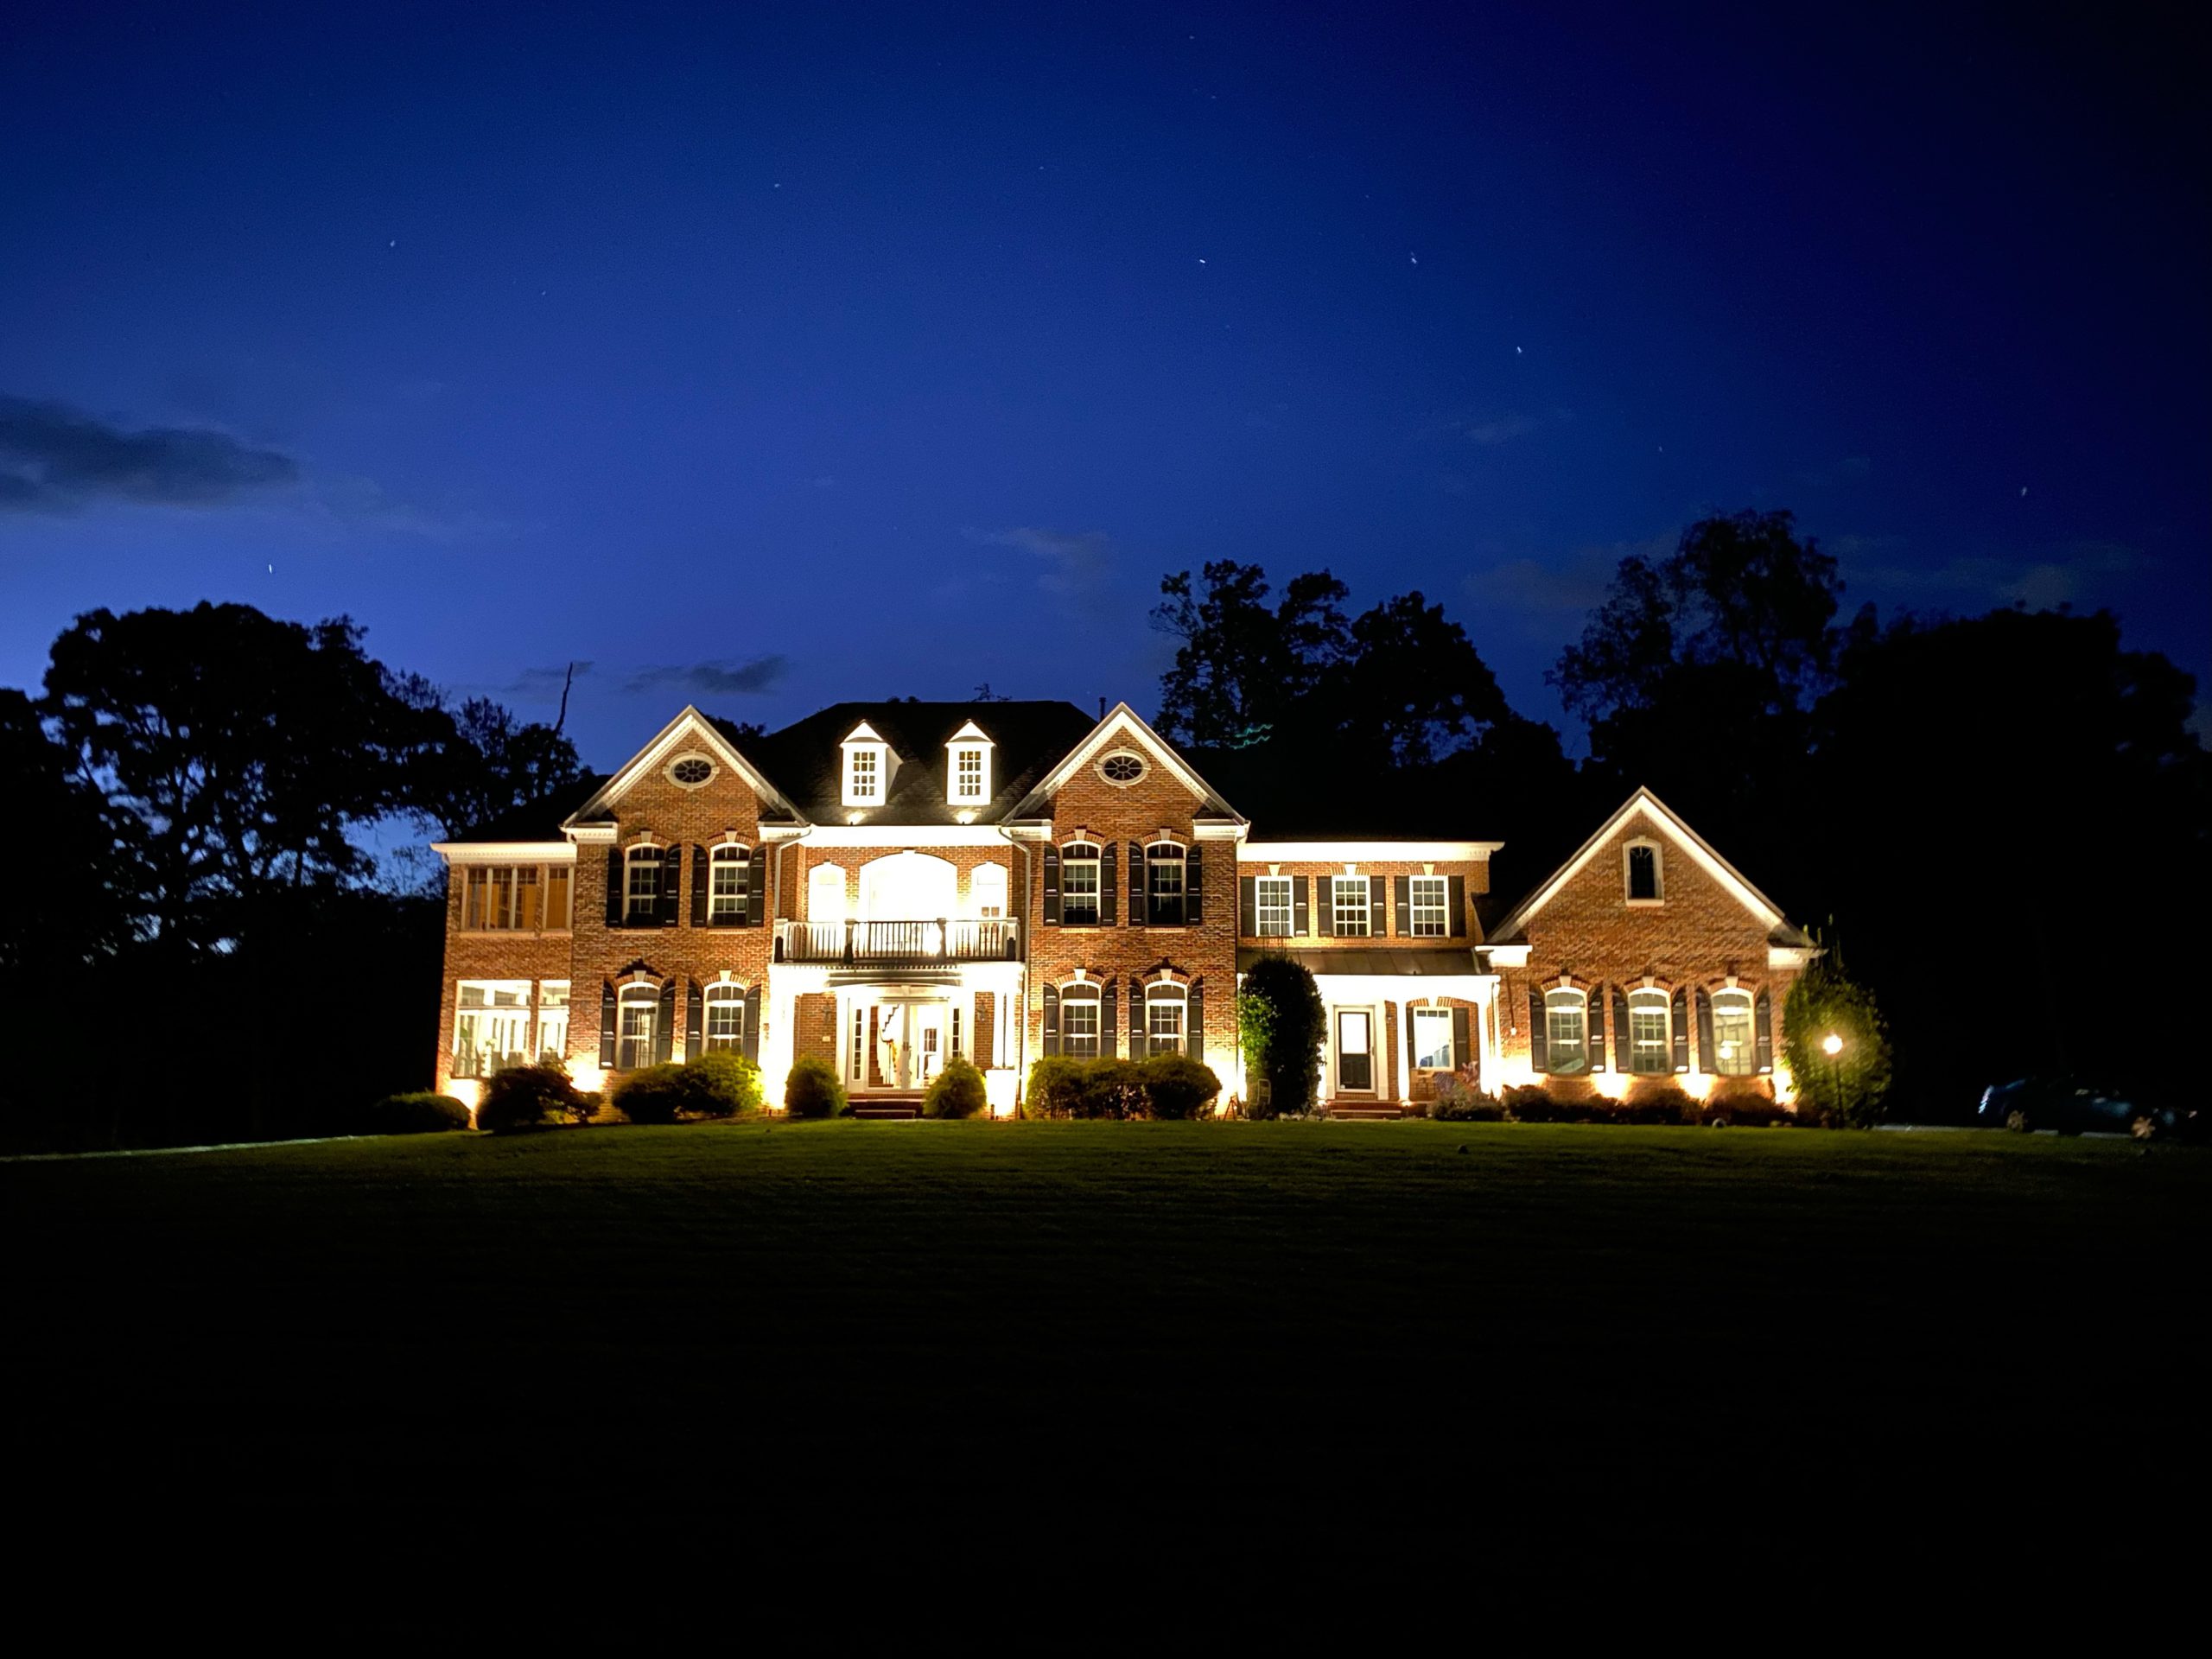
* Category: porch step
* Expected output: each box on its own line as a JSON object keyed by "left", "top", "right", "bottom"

{"left": 1325, "top": 1103, "right": 1407, "bottom": 1121}
{"left": 850, "top": 1094, "right": 925, "bottom": 1121}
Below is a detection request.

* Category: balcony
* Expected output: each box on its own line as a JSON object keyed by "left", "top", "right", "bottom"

{"left": 774, "top": 918, "right": 1020, "bottom": 967}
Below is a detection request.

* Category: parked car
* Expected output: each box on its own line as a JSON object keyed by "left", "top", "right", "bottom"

{"left": 1978, "top": 1077, "right": 2198, "bottom": 1141}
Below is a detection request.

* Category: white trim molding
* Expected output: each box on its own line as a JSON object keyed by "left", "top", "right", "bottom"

{"left": 431, "top": 841, "right": 578, "bottom": 866}
{"left": 563, "top": 706, "right": 797, "bottom": 828}
{"left": 1239, "top": 840, "right": 1502, "bottom": 862}
{"left": 1008, "top": 702, "right": 1247, "bottom": 823}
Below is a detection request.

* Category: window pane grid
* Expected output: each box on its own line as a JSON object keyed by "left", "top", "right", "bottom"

{"left": 1255, "top": 876, "right": 1291, "bottom": 936}
{"left": 1061, "top": 844, "right": 1100, "bottom": 925}
{"left": 1062, "top": 995, "right": 1100, "bottom": 1058}
{"left": 1409, "top": 876, "right": 1447, "bottom": 938}
{"left": 1711, "top": 994, "right": 1754, "bottom": 1076}
{"left": 1332, "top": 877, "right": 1370, "bottom": 938}
{"left": 1147, "top": 846, "right": 1185, "bottom": 925}
{"left": 1413, "top": 1008, "right": 1453, "bottom": 1071}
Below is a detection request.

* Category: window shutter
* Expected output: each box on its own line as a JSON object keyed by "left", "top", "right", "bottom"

{"left": 655, "top": 980, "right": 677, "bottom": 1064}
{"left": 1529, "top": 988, "right": 1548, "bottom": 1073}
{"left": 1042, "top": 847, "right": 1060, "bottom": 925}
{"left": 657, "top": 849, "right": 680, "bottom": 927}
{"left": 1186, "top": 845, "right": 1203, "bottom": 925}
{"left": 1325, "top": 880, "right": 1340, "bottom": 936}
{"left": 743, "top": 985, "right": 761, "bottom": 1064}
{"left": 1128, "top": 842, "right": 1143, "bottom": 925}
{"left": 690, "top": 847, "right": 709, "bottom": 926}
{"left": 686, "top": 979, "right": 703, "bottom": 1057}
{"left": 1695, "top": 988, "right": 1715, "bottom": 1071}
{"left": 1129, "top": 976, "right": 1144, "bottom": 1057}
{"left": 1369, "top": 876, "right": 1385, "bottom": 931}
{"left": 1405, "top": 1004, "right": 1417, "bottom": 1071}
{"left": 1755, "top": 988, "right": 1774, "bottom": 1073}
{"left": 1100, "top": 842, "right": 1117, "bottom": 927}
{"left": 1101, "top": 978, "right": 1117, "bottom": 1058}
{"left": 1189, "top": 978, "right": 1204, "bottom": 1061}
{"left": 1609, "top": 988, "right": 1628, "bottom": 1073}
{"left": 598, "top": 981, "right": 617, "bottom": 1069}
{"left": 605, "top": 849, "right": 625, "bottom": 926}
{"left": 1447, "top": 875, "right": 1467, "bottom": 938}
{"left": 1239, "top": 876, "right": 1257, "bottom": 936}
{"left": 1293, "top": 876, "right": 1310, "bottom": 937}
{"left": 1042, "top": 984, "right": 1060, "bottom": 1055}
{"left": 1671, "top": 987, "right": 1691, "bottom": 1073}
{"left": 743, "top": 852, "right": 763, "bottom": 928}
{"left": 1451, "top": 1005, "right": 1470, "bottom": 1070}
{"left": 1393, "top": 876, "right": 1411, "bottom": 937}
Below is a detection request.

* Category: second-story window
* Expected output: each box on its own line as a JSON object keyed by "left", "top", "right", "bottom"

{"left": 1408, "top": 875, "right": 1447, "bottom": 938}
{"left": 1626, "top": 842, "right": 1662, "bottom": 903}
{"left": 709, "top": 845, "right": 749, "bottom": 923}
{"left": 463, "top": 864, "right": 573, "bottom": 931}
{"left": 1255, "top": 875, "right": 1292, "bottom": 937}
{"left": 1060, "top": 842, "right": 1101, "bottom": 925}
{"left": 1331, "top": 875, "right": 1370, "bottom": 938}
{"left": 949, "top": 744, "right": 990, "bottom": 804}
{"left": 848, "top": 747, "right": 880, "bottom": 804}
{"left": 972, "top": 863, "right": 1007, "bottom": 919}
{"left": 625, "top": 845, "right": 664, "bottom": 924}
{"left": 1146, "top": 842, "right": 1186, "bottom": 925}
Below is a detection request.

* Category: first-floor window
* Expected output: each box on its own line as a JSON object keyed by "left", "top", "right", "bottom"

{"left": 454, "top": 981, "right": 531, "bottom": 1078}
{"left": 1629, "top": 989, "right": 1670, "bottom": 1075}
{"left": 1545, "top": 989, "right": 1588, "bottom": 1076}
{"left": 536, "top": 981, "right": 569, "bottom": 1064}
{"left": 1408, "top": 875, "right": 1448, "bottom": 938}
{"left": 1061, "top": 989, "right": 1101, "bottom": 1058}
{"left": 1146, "top": 989, "right": 1185, "bottom": 1057}
{"left": 704, "top": 983, "right": 745, "bottom": 1052}
{"left": 709, "top": 846, "right": 749, "bottom": 921}
{"left": 617, "top": 985, "right": 658, "bottom": 1071}
{"left": 1332, "top": 875, "right": 1370, "bottom": 937}
{"left": 1412, "top": 1007, "right": 1454, "bottom": 1071}
{"left": 1711, "top": 990, "right": 1755, "bottom": 1076}
{"left": 1255, "top": 875, "right": 1292, "bottom": 937}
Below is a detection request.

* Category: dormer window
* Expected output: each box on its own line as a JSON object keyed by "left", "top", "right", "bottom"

{"left": 945, "top": 721, "right": 995, "bottom": 806}
{"left": 840, "top": 721, "right": 892, "bottom": 809}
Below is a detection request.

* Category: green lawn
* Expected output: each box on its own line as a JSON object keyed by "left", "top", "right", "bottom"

{"left": 6, "top": 1120, "right": 2204, "bottom": 1550}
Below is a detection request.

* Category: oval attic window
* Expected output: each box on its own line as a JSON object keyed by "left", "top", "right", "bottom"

{"left": 669, "top": 756, "right": 715, "bottom": 787}
{"left": 1099, "top": 752, "right": 1147, "bottom": 785}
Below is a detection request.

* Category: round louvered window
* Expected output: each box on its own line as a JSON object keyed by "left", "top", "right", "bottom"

{"left": 1098, "top": 751, "right": 1147, "bottom": 785}
{"left": 668, "top": 755, "right": 715, "bottom": 788}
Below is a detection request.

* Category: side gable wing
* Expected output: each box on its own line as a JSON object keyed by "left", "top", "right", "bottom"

{"left": 1006, "top": 702, "right": 1246, "bottom": 822}
{"left": 562, "top": 705, "right": 799, "bottom": 830}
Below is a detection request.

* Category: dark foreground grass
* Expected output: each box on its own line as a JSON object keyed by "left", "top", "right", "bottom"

{"left": 6, "top": 1121, "right": 2206, "bottom": 1599}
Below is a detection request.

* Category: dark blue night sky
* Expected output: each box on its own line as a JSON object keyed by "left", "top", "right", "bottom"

{"left": 4, "top": 2, "right": 2204, "bottom": 767}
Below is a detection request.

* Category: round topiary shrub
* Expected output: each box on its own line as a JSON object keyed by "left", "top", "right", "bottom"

{"left": 363, "top": 1092, "right": 470, "bottom": 1135}
{"left": 923, "top": 1056, "right": 988, "bottom": 1119}
{"left": 609, "top": 1063, "right": 688, "bottom": 1124}
{"left": 684, "top": 1050, "right": 765, "bottom": 1117}
{"left": 1074, "top": 1057, "right": 1145, "bottom": 1119}
{"left": 1140, "top": 1052, "right": 1221, "bottom": 1119}
{"left": 476, "top": 1063, "right": 585, "bottom": 1134}
{"left": 1022, "top": 1057, "right": 1084, "bottom": 1119}
{"left": 785, "top": 1055, "right": 848, "bottom": 1118}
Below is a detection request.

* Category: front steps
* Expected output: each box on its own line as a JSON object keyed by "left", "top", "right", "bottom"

{"left": 1325, "top": 1101, "right": 1408, "bottom": 1121}
{"left": 849, "top": 1094, "right": 924, "bottom": 1120}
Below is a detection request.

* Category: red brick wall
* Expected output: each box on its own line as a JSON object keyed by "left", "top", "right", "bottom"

{"left": 1235, "top": 856, "right": 1491, "bottom": 946}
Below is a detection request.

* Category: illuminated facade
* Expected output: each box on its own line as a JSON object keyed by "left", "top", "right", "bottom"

{"left": 431, "top": 700, "right": 1811, "bottom": 1116}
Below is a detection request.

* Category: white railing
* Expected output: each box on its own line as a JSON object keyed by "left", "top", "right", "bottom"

{"left": 774, "top": 918, "right": 1019, "bottom": 965}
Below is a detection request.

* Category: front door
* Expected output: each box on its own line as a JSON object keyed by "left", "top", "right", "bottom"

{"left": 912, "top": 1007, "right": 944, "bottom": 1087}
{"left": 1336, "top": 1009, "right": 1374, "bottom": 1094}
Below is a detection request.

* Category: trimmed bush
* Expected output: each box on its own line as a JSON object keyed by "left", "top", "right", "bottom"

{"left": 362, "top": 1092, "right": 470, "bottom": 1135}
{"left": 608, "top": 1064, "right": 688, "bottom": 1124}
{"left": 923, "top": 1056, "right": 988, "bottom": 1120}
{"left": 684, "top": 1050, "right": 766, "bottom": 1117}
{"left": 1430, "top": 1075, "right": 1505, "bottom": 1122}
{"left": 476, "top": 1064, "right": 585, "bottom": 1134}
{"left": 1141, "top": 1052, "right": 1221, "bottom": 1119}
{"left": 1075, "top": 1057, "right": 1146, "bottom": 1119}
{"left": 785, "top": 1055, "right": 848, "bottom": 1118}
{"left": 1703, "top": 1092, "right": 1793, "bottom": 1128}
{"left": 1502, "top": 1084, "right": 1564, "bottom": 1122}
{"left": 1023, "top": 1056, "right": 1085, "bottom": 1120}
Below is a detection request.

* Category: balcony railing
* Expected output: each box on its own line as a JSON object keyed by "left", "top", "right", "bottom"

{"left": 774, "top": 918, "right": 1020, "bottom": 966}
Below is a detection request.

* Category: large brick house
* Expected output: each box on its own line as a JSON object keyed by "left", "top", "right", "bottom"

{"left": 431, "top": 699, "right": 1815, "bottom": 1116}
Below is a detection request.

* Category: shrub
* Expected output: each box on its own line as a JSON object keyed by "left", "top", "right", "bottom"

{"left": 1502, "top": 1084, "right": 1566, "bottom": 1122}
{"left": 362, "top": 1092, "right": 470, "bottom": 1135}
{"left": 924, "top": 1056, "right": 988, "bottom": 1119}
{"left": 609, "top": 1064, "right": 689, "bottom": 1124}
{"left": 1141, "top": 1052, "right": 1222, "bottom": 1119}
{"left": 1023, "top": 1056, "right": 1085, "bottom": 1119}
{"left": 1617, "top": 1081, "right": 1698, "bottom": 1125}
{"left": 784, "top": 1055, "right": 848, "bottom": 1118}
{"left": 1430, "top": 1075, "right": 1505, "bottom": 1122}
{"left": 1075, "top": 1057, "right": 1146, "bottom": 1119}
{"left": 1703, "top": 1092, "right": 1793, "bottom": 1128}
{"left": 476, "top": 1064, "right": 585, "bottom": 1134}
{"left": 1783, "top": 939, "right": 1895, "bottom": 1128}
{"left": 683, "top": 1050, "right": 766, "bottom": 1117}
{"left": 1239, "top": 955, "right": 1325, "bottom": 1118}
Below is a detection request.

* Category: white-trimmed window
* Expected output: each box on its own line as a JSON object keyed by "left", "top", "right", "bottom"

{"left": 704, "top": 983, "right": 746, "bottom": 1052}
{"left": 536, "top": 981, "right": 570, "bottom": 1065}
{"left": 1145, "top": 986, "right": 1186, "bottom": 1056}
{"left": 1255, "top": 875, "right": 1293, "bottom": 937}
{"left": 1146, "top": 841, "right": 1186, "bottom": 926}
{"left": 454, "top": 980, "right": 531, "bottom": 1079}
{"left": 1711, "top": 989, "right": 1755, "bottom": 1077}
{"left": 808, "top": 862, "right": 847, "bottom": 920}
{"left": 462, "top": 863, "right": 573, "bottom": 931}
{"left": 1544, "top": 988, "right": 1588, "bottom": 1076}
{"left": 842, "top": 726, "right": 892, "bottom": 809}
{"left": 1060, "top": 842, "right": 1101, "bottom": 925}
{"left": 1408, "top": 876, "right": 1448, "bottom": 938}
{"left": 709, "top": 844, "right": 750, "bottom": 922}
{"left": 1332, "top": 875, "right": 1370, "bottom": 938}
{"left": 1625, "top": 841, "right": 1662, "bottom": 904}
{"left": 950, "top": 744, "right": 990, "bottom": 804}
{"left": 624, "top": 845, "right": 664, "bottom": 924}
{"left": 617, "top": 984, "right": 658, "bottom": 1072}
{"left": 1061, "top": 986, "right": 1101, "bottom": 1058}
{"left": 1629, "top": 988, "right": 1670, "bottom": 1076}
{"left": 1412, "top": 1006, "right": 1454, "bottom": 1071}
{"left": 972, "top": 863, "right": 1007, "bottom": 919}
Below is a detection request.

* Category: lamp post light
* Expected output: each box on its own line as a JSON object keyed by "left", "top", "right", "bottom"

{"left": 1822, "top": 1031, "right": 1844, "bottom": 1123}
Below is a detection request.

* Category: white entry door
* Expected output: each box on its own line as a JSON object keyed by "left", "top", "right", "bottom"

{"left": 912, "top": 1007, "right": 945, "bottom": 1087}
{"left": 1336, "top": 1009, "right": 1375, "bottom": 1094}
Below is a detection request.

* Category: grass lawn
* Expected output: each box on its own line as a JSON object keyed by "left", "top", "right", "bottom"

{"left": 6, "top": 1120, "right": 2204, "bottom": 1568}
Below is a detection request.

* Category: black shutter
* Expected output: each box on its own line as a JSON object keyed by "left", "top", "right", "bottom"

{"left": 690, "top": 846, "right": 709, "bottom": 926}
{"left": 1369, "top": 876, "right": 1385, "bottom": 934}
{"left": 743, "top": 851, "right": 763, "bottom": 927}
{"left": 686, "top": 979, "right": 703, "bottom": 1057}
{"left": 1128, "top": 843, "right": 1143, "bottom": 925}
{"left": 1239, "top": 876, "right": 1257, "bottom": 936}
{"left": 1325, "top": 879, "right": 1339, "bottom": 936}
{"left": 1186, "top": 844, "right": 1203, "bottom": 925}
{"left": 657, "top": 848, "right": 680, "bottom": 927}
{"left": 1451, "top": 1005, "right": 1470, "bottom": 1070}
{"left": 1610, "top": 987, "right": 1629, "bottom": 1074}
{"left": 743, "top": 984, "right": 761, "bottom": 1064}
{"left": 1671, "top": 987, "right": 1691, "bottom": 1073}
{"left": 1100, "top": 843, "right": 1117, "bottom": 928}
{"left": 1129, "top": 976, "right": 1144, "bottom": 1057}
{"left": 1447, "top": 875, "right": 1467, "bottom": 938}
{"left": 606, "top": 848, "right": 625, "bottom": 926}
{"left": 1755, "top": 988, "right": 1774, "bottom": 1074}
{"left": 1393, "top": 876, "right": 1411, "bottom": 938}
{"left": 1695, "top": 988, "right": 1715, "bottom": 1072}
{"left": 598, "top": 981, "right": 618, "bottom": 1069}
{"left": 1405, "top": 1004, "right": 1418, "bottom": 1072}
{"left": 1293, "top": 876, "right": 1311, "bottom": 937}
{"left": 1042, "top": 984, "right": 1059, "bottom": 1056}
{"left": 1042, "top": 847, "right": 1060, "bottom": 926}
{"left": 1189, "top": 978, "right": 1204, "bottom": 1061}
{"left": 655, "top": 980, "right": 677, "bottom": 1064}
{"left": 1101, "top": 978, "right": 1117, "bottom": 1058}
{"left": 1529, "top": 987, "right": 1548, "bottom": 1073}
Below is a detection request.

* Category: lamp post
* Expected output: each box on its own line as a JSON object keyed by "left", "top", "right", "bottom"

{"left": 1822, "top": 1031, "right": 1844, "bottom": 1124}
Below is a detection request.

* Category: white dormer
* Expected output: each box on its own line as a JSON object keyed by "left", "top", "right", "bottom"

{"left": 841, "top": 721, "right": 893, "bottom": 809}
{"left": 945, "top": 719, "right": 995, "bottom": 807}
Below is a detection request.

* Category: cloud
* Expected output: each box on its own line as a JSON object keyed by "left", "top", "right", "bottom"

{"left": 0, "top": 394, "right": 300, "bottom": 512}
{"left": 490, "top": 662, "right": 595, "bottom": 701}
{"left": 965, "top": 525, "right": 1117, "bottom": 606}
{"left": 1846, "top": 539, "right": 2141, "bottom": 611}
{"left": 623, "top": 656, "right": 789, "bottom": 697}
{"left": 1465, "top": 557, "right": 1611, "bottom": 613}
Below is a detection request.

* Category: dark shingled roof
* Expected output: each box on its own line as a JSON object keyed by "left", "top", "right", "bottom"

{"left": 735, "top": 700, "right": 1097, "bottom": 826}
{"left": 448, "top": 772, "right": 609, "bottom": 843}
{"left": 1237, "top": 946, "right": 1479, "bottom": 976}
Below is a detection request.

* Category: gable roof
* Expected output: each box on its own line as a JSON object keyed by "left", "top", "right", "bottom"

{"left": 1007, "top": 702, "right": 1246, "bottom": 823}
{"left": 741, "top": 700, "right": 1096, "bottom": 826}
{"left": 1485, "top": 786, "right": 1810, "bottom": 947}
{"left": 563, "top": 706, "right": 801, "bottom": 829}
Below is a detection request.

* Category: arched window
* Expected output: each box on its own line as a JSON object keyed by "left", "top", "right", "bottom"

{"left": 1544, "top": 988, "right": 1588, "bottom": 1076}
{"left": 624, "top": 844, "right": 664, "bottom": 925}
{"left": 808, "top": 862, "right": 848, "bottom": 920}
{"left": 971, "top": 863, "right": 1007, "bottom": 919}
{"left": 1624, "top": 839, "right": 1662, "bottom": 904}
{"left": 703, "top": 982, "right": 746, "bottom": 1053}
{"left": 1060, "top": 982, "right": 1102, "bottom": 1058}
{"left": 709, "top": 844, "right": 751, "bottom": 923}
{"left": 1145, "top": 841, "right": 1186, "bottom": 926}
{"left": 1144, "top": 982, "right": 1187, "bottom": 1057}
{"left": 1628, "top": 988, "right": 1670, "bottom": 1075}
{"left": 1710, "top": 989, "right": 1755, "bottom": 1077}
{"left": 616, "top": 983, "right": 659, "bottom": 1072}
{"left": 1060, "top": 842, "right": 1101, "bottom": 925}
